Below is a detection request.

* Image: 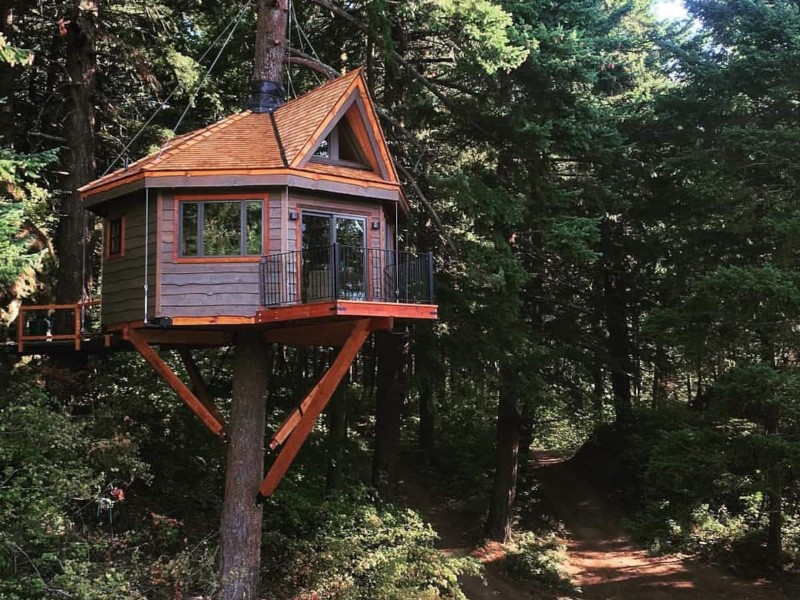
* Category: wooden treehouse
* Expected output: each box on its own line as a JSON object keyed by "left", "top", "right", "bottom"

{"left": 17, "top": 69, "right": 436, "bottom": 500}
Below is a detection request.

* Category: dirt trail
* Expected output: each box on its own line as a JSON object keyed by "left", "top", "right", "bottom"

{"left": 534, "top": 451, "right": 791, "bottom": 600}
{"left": 399, "top": 454, "right": 794, "bottom": 600}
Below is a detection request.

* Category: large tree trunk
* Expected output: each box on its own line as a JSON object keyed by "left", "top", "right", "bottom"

{"left": 415, "top": 323, "right": 437, "bottom": 461}
{"left": 601, "top": 218, "right": 633, "bottom": 423}
{"left": 219, "top": 3, "right": 286, "bottom": 598}
{"left": 765, "top": 403, "right": 783, "bottom": 565}
{"left": 219, "top": 333, "right": 270, "bottom": 600}
{"left": 325, "top": 372, "right": 348, "bottom": 493}
{"left": 485, "top": 365, "right": 521, "bottom": 543}
{"left": 372, "top": 330, "right": 407, "bottom": 498}
{"left": 55, "top": 0, "right": 97, "bottom": 307}
{"left": 0, "top": 1, "right": 16, "bottom": 138}
{"left": 253, "top": 0, "right": 288, "bottom": 82}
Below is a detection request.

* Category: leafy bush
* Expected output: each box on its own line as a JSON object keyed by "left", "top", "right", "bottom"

{"left": 262, "top": 487, "right": 480, "bottom": 599}
{"left": 504, "top": 531, "right": 574, "bottom": 594}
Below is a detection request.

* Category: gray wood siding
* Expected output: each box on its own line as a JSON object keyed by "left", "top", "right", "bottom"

{"left": 158, "top": 192, "right": 266, "bottom": 318}
{"left": 101, "top": 191, "right": 156, "bottom": 325}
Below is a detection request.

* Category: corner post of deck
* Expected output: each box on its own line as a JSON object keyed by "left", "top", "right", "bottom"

{"left": 259, "top": 255, "right": 267, "bottom": 307}
{"left": 332, "top": 242, "right": 340, "bottom": 301}
{"left": 427, "top": 252, "right": 435, "bottom": 304}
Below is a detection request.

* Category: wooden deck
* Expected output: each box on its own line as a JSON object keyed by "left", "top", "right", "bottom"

{"left": 15, "top": 300, "right": 437, "bottom": 353}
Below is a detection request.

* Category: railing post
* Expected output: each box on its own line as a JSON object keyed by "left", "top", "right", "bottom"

{"left": 427, "top": 252, "right": 435, "bottom": 304}
{"left": 17, "top": 307, "right": 24, "bottom": 353}
{"left": 73, "top": 303, "right": 81, "bottom": 350}
{"left": 331, "top": 242, "right": 340, "bottom": 301}
{"left": 259, "top": 256, "right": 267, "bottom": 306}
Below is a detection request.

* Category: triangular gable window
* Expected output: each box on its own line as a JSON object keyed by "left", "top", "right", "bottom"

{"left": 312, "top": 119, "right": 370, "bottom": 170}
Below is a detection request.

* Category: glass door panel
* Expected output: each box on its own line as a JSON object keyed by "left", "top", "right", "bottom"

{"left": 335, "top": 217, "right": 366, "bottom": 300}
{"left": 302, "top": 213, "right": 333, "bottom": 301}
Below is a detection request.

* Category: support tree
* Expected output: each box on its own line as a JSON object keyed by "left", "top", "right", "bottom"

{"left": 55, "top": 0, "right": 97, "bottom": 307}
{"left": 219, "top": 1, "right": 288, "bottom": 598}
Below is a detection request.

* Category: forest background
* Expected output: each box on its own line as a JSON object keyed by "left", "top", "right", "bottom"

{"left": 2, "top": 0, "right": 800, "bottom": 598}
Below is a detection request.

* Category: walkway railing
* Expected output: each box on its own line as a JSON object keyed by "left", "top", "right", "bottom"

{"left": 262, "top": 244, "right": 434, "bottom": 307}
{"left": 17, "top": 300, "right": 102, "bottom": 352}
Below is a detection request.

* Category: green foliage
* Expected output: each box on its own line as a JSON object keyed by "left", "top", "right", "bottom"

{"left": 0, "top": 33, "right": 32, "bottom": 66}
{"left": 262, "top": 487, "right": 480, "bottom": 600}
{"left": 505, "top": 531, "right": 575, "bottom": 594}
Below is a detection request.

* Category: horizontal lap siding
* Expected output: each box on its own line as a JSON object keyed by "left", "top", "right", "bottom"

{"left": 158, "top": 191, "right": 268, "bottom": 318}
{"left": 101, "top": 191, "right": 156, "bottom": 326}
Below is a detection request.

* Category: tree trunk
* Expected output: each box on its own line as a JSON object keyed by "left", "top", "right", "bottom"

{"left": 0, "top": 1, "right": 16, "bottom": 138}
{"left": 418, "top": 377, "right": 436, "bottom": 460}
{"left": 253, "top": 0, "right": 288, "bottom": 83}
{"left": 219, "top": 333, "right": 270, "bottom": 600}
{"left": 601, "top": 218, "right": 633, "bottom": 423}
{"left": 372, "top": 330, "right": 407, "bottom": 498}
{"left": 325, "top": 373, "right": 348, "bottom": 493}
{"left": 55, "top": 0, "right": 97, "bottom": 307}
{"left": 485, "top": 365, "right": 521, "bottom": 543}
{"left": 219, "top": 3, "right": 286, "bottom": 596}
{"left": 765, "top": 403, "right": 783, "bottom": 565}
{"left": 415, "top": 323, "right": 437, "bottom": 461}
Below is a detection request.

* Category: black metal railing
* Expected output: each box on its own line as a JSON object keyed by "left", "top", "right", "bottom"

{"left": 262, "top": 244, "right": 434, "bottom": 307}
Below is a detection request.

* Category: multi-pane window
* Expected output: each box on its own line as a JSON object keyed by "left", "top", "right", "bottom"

{"left": 180, "top": 200, "right": 263, "bottom": 257}
{"left": 107, "top": 217, "right": 123, "bottom": 257}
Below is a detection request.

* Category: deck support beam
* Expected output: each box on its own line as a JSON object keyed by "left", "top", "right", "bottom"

{"left": 256, "top": 318, "right": 372, "bottom": 501}
{"left": 127, "top": 327, "right": 228, "bottom": 442}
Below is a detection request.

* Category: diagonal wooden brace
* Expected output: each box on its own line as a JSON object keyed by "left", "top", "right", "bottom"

{"left": 176, "top": 348, "right": 227, "bottom": 428}
{"left": 256, "top": 319, "right": 372, "bottom": 502}
{"left": 267, "top": 318, "right": 391, "bottom": 452}
{"left": 127, "top": 327, "right": 228, "bottom": 442}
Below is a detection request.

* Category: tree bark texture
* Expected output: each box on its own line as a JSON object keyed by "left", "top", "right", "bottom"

{"left": 414, "top": 324, "right": 437, "bottom": 461}
{"left": 765, "top": 403, "right": 783, "bottom": 564}
{"left": 485, "top": 365, "right": 521, "bottom": 543}
{"left": 219, "top": 332, "right": 270, "bottom": 600}
{"left": 325, "top": 376, "right": 348, "bottom": 493}
{"left": 601, "top": 218, "right": 633, "bottom": 423}
{"left": 55, "top": 0, "right": 97, "bottom": 306}
{"left": 372, "top": 330, "right": 407, "bottom": 498}
{"left": 252, "top": 0, "right": 288, "bottom": 83}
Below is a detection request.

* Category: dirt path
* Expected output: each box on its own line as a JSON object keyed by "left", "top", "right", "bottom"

{"left": 399, "top": 465, "right": 547, "bottom": 600}
{"left": 533, "top": 452, "right": 792, "bottom": 600}
{"left": 399, "top": 454, "right": 794, "bottom": 600}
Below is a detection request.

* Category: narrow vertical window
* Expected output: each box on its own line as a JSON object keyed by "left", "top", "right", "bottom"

{"left": 246, "top": 201, "right": 263, "bottom": 255}
{"left": 107, "top": 217, "right": 124, "bottom": 258}
{"left": 181, "top": 203, "right": 198, "bottom": 256}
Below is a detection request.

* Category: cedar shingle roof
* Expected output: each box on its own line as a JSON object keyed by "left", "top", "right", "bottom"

{"left": 80, "top": 68, "right": 399, "bottom": 200}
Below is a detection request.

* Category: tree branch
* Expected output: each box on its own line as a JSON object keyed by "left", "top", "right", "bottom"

{"left": 287, "top": 47, "right": 338, "bottom": 80}
{"left": 395, "top": 161, "right": 457, "bottom": 256}
{"left": 307, "top": 0, "right": 489, "bottom": 136}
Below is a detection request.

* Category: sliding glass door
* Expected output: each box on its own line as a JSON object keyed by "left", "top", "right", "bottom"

{"left": 301, "top": 212, "right": 366, "bottom": 301}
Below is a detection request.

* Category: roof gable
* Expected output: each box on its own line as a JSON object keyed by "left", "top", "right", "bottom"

{"left": 287, "top": 72, "right": 398, "bottom": 184}
{"left": 79, "top": 67, "right": 402, "bottom": 202}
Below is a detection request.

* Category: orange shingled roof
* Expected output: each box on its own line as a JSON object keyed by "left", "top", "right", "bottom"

{"left": 79, "top": 68, "right": 401, "bottom": 200}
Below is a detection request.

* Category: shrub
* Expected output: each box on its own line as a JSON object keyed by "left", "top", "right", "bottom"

{"left": 262, "top": 487, "right": 480, "bottom": 599}
{"left": 505, "top": 531, "right": 574, "bottom": 594}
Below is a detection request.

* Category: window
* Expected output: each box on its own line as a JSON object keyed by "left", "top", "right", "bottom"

{"left": 312, "top": 120, "right": 368, "bottom": 168}
{"left": 180, "top": 200, "right": 263, "bottom": 257}
{"left": 107, "top": 217, "right": 124, "bottom": 258}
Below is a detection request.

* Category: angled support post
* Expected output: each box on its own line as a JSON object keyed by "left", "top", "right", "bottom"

{"left": 257, "top": 318, "right": 372, "bottom": 502}
{"left": 177, "top": 348, "right": 227, "bottom": 429}
{"left": 127, "top": 327, "right": 228, "bottom": 442}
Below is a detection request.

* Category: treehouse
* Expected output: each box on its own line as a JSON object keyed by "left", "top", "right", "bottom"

{"left": 17, "top": 70, "right": 437, "bottom": 499}
{"left": 18, "top": 69, "right": 436, "bottom": 353}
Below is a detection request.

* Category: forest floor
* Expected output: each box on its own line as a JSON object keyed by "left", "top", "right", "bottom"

{"left": 399, "top": 451, "right": 798, "bottom": 600}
